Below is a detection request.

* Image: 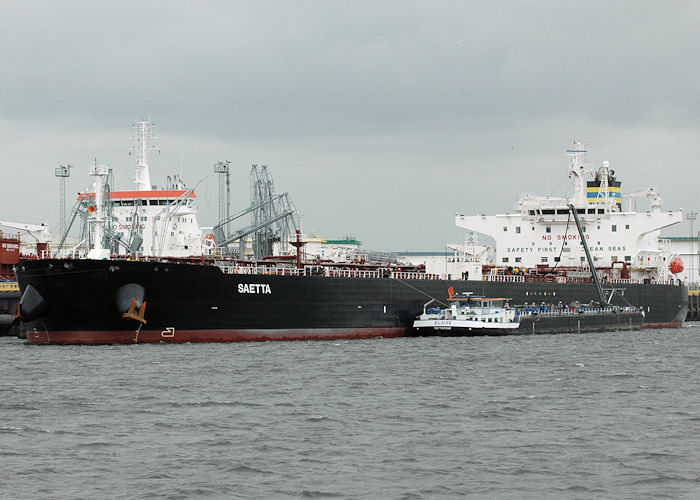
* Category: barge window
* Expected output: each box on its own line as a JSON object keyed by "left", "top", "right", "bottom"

{"left": 541, "top": 257, "right": 548, "bottom": 263}
{"left": 528, "top": 210, "right": 536, "bottom": 215}
{"left": 625, "top": 224, "right": 630, "bottom": 229}
{"left": 554, "top": 257, "right": 560, "bottom": 262}
{"left": 502, "top": 257, "right": 509, "bottom": 263}
{"left": 625, "top": 255, "right": 631, "bottom": 262}
{"left": 612, "top": 256, "right": 618, "bottom": 261}
{"left": 516, "top": 226, "right": 521, "bottom": 233}
{"left": 546, "top": 226, "right": 551, "bottom": 233}
{"left": 503, "top": 226, "right": 508, "bottom": 231}
{"left": 515, "top": 257, "right": 521, "bottom": 263}
{"left": 612, "top": 225, "right": 617, "bottom": 232}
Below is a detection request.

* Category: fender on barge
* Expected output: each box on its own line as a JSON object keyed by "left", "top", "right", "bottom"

{"left": 15, "top": 258, "right": 687, "bottom": 345}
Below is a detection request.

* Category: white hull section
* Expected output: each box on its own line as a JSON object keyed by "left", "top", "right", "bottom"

{"left": 413, "top": 318, "right": 520, "bottom": 330}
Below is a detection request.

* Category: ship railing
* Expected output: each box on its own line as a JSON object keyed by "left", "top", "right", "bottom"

{"left": 215, "top": 265, "right": 446, "bottom": 280}
{"left": 329, "top": 269, "right": 382, "bottom": 278}
{"left": 486, "top": 273, "right": 681, "bottom": 286}
{"left": 483, "top": 275, "right": 526, "bottom": 282}
{"left": 391, "top": 271, "right": 443, "bottom": 280}
{"left": 518, "top": 305, "right": 642, "bottom": 317}
{"left": 214, "top": 264, "right": 682, "bottom": 286}
{"left": 47, "top": 248, "right": 83, "bottom": 260}
{"left": 218, "top": 265, "right": 306, "bottom": 276}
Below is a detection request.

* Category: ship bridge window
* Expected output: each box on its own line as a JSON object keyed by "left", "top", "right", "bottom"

{"left": 503, "top": 226, "right": 508, "bottom": 232}
{"left": 516, "top": 226, "right": 521, "bottom": 233}
{"left": 113, "top": 201, "right": 122, "bottom": 206}
{"left": 122, "top": 200, "right": 135, "bottom": 206}
{"left": 612, "top": 225, "right": 617, "bottom": 232}
{"left": 598, "top": 209, "right": 605, "bottom": 214}
{"left": 554, "top": 257, "right": 560, "bottom": 262}
{"left": 625, "top": 224, "right": 630, "bottom": 230}
{"left": 588, "top": 209, "right": 596, "bottom": 214}
{"left": 502, "top": 257, "right": 509, "bottom": 263}
{"left": 546, "top": 226, "right": 552, "bottom": 233}
{"left": 528, "top": 210, "right": 536, "bottom": 216}
{"left": 542, "top": 209, "right": 555, "bottom": 215}
{"left": 541, "top": 257, "right": 548, "bottom": 263}
{"left": 556, "top": 209, "right": 568, "bottom": 215}
{"left": 625, "top": 255, "right": 631, "bottom": 262}
{"left": 577, "top": 209, "right": 585, "bottom": 214}
{"left": 149, "top": 200, "right": 158, "bottom": 205}
{"left": 515, "top": 257, "right": 521, "bottom": 263}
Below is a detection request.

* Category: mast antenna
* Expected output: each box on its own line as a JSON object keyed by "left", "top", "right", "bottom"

{"left": 130, "top": 120, "right": 157, "bottom": 191}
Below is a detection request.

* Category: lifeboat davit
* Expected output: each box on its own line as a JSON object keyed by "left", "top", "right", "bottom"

{"left": 669, "top": 257, "right": 684, "bottom": 274}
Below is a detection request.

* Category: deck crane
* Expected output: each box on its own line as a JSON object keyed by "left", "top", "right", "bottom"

{"left": 622, "top": 188, "right": 663, "bottom": 213}
{"left": 0, "top": 221, "right": 51, "bottom": 256}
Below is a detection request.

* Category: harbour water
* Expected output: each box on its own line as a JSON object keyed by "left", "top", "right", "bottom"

{"left": 2, "top": 326, "right": 700, "bottom": 499}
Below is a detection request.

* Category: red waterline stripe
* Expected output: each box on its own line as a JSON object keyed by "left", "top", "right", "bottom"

{"left": 641, "top": 322, "right": 683, "bottom": 329}
{"left": 26, "top": 327, "right": 408, "bottom": 345}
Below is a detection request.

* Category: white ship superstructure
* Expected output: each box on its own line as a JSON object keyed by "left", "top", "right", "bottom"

{"left": 80, "top": 121, "right": 203, "bottom": 258}
{"left": 455, "top": 143, "right": 682, "bottom": 279}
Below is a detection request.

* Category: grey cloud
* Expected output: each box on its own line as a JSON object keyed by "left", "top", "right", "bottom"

{"left": 0, "top": 1, "right": 698, "bottom": 250}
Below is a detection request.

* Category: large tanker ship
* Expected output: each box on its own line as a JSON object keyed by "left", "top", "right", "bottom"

{"left": 14, "top": 127, "right": 688, "bottom": 344}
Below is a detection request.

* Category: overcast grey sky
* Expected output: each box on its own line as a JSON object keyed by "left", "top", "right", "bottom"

{"left": 1, "top": 0, "right": 698, "bottom": 250}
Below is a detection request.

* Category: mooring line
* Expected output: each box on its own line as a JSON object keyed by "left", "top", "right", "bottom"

{"left": 395, "top": 278, "right": 449, "bottom": 308}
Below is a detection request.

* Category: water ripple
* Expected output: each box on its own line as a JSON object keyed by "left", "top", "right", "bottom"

{"left": 2, "top": 327, "right": 700, "bottom": 497}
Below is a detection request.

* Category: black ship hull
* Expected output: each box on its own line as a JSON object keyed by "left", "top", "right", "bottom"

{"left": 15, "top": 259, "right": 687, "bottom": 344}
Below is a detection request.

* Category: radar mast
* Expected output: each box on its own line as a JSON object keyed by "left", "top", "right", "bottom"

{"left": 131, "top": 120, "right": 157, "bottom": 191}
